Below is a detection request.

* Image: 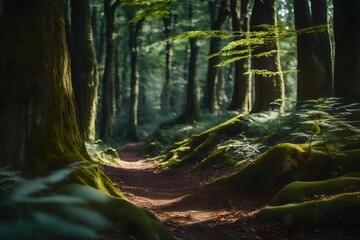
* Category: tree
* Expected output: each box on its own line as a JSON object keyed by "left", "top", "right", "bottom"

{"left": 126, "top": 8, "right": 144, "bottom": 140}
{"left": 70, "top": 0, "right": 99, "bottom": 141}
{"left": 203, "top": 0, "right": 229, "bottom": 113}
{"left": 228, "top": 0, "right": 251, "bottom": 112}
{"left": 160, "top": 16, "right": 173, "bottom": 113}
{"left": 100, "top": 0, "right": 121, "bottom": 142}
{"left": 176, "top": 2, "right": 202, "bottom": 123}
{"left": 0, "top": 0, "right": 91, "bottom": 171}
{"left": 294, "top": 0, "right": 333, "bottom": 101}
{"left": 333, "top": 0, "right": 360, "bottom": 101}
{"left": 250, "top": 0, "right": 285, "bottom": 112}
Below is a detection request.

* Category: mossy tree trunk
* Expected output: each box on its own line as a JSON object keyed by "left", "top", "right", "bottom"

{"left": 0, "top": 0, "right": 90, "bottom": 171}
{"left": 70, "top": 0, "right": 99, "bottom": 141}
{"left": 126, "top": 9, "right": 144, "bottom": 141}
{"left": 295, "top": 0, "right": 333, "bottom": 101}
{"left": 160, "top": 16, "right": 173, "bottom": 113}
{"left": 250, "top": 0, "right": 285, "bottom": 112}
{"left": 333, "top": 0, "right": 360, "bottom": 101}
{"left": 100, "top": 0, "right": 121, "bottom": 142}
{"left": 177, "top": 3, "right": 202, "bottom": 124}
{"left": 228, "top": 0, "right": 251, "bottom": 112}
{"left": 203, "top": 0, "right": 229, "bottom": 113}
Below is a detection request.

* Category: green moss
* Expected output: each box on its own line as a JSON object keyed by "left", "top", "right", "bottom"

{"left": 160, "top": 115, "right": 244, "bottom": 167}
{"left": 194, "top": 148, "right": 237, "bottom": 170}
{"left": 275, "top": 177, "right": 360, "bottom": 205}
{"left": 257, "top": 192, "right": 360, "bottom": 228}
{"left": 217, "top": 143, "right": 314, "bottom": 188}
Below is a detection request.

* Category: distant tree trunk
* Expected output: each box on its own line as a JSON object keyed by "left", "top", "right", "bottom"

{"left": 160, "top": 17, "right": 173, "bottom": 113}
{"left": 126, "top": 10, "right": 143, "bottom": 141}
{"left": 0, "top": 0, "right": 90, "bottom": 170}
{"left": 114, "top": 37, "right": 122, "bottom": 111}
{"left": 203, "top": 0, "right": 229, "bottom": 113}
{"left": 216, "top": 68, "right": 228, "bottom": 108}
{"left": 333, "top": 0, "right": 360, "bottom": 101}
{"left": 177, "top": 3, "right": 202, "bottom": 123}
{"left": 250, "top": 0, "right": 285, "bottom": 112}
{"left": 295, "top": 0, "right": 333, "bottom": 101}
{"left": 228, "top": 0, "right": 251, "bottom": 112}
{"left": 100, "top": 0, "right": 120, "bottom": 142}
{"left": 70, "top": 0, "right": 98, "bottom": 141}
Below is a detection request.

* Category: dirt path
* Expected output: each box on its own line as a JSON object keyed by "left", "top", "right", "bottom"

{"left": 103, "top": 143, "right": 359, "bottom": 240}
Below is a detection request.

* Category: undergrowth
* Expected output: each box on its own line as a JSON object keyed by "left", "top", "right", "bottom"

{"left": 0, "top": 163, "right": 109, "bottom": 239}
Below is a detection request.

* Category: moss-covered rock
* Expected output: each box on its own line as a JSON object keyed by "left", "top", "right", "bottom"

{"left": 159, "top": 115, "right": 244, "bottom": 167}
{"left": 257, "top": 192, "right": 360, "bottom": 228}
{"left": 274, "top": 176, "right": 360, "bottom": 205}
{"left": 217, "top": 143, "right": 330, "bottom": 188}
{"left": 194, "top": 148, "right": 237, "bottom": 170}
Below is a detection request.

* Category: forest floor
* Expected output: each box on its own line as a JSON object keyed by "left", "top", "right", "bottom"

{"left": 102, "top": 142, "right": 360, "bottom": 240}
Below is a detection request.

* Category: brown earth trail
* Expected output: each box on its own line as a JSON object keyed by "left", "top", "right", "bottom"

{"left": 102, "top": 143, "right": 360, "bottom": 240}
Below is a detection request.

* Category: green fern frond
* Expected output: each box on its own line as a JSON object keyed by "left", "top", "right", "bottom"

{"left": 130, "top": 2, "right": 171, "bottom": 22}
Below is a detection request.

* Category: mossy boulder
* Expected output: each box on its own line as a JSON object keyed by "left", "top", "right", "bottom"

{"left": 160, "top": 116, "right": 244, "bottom": 168}
{"left": 194, "top": 148, "right": 237, "bottom": 170}
{"left": 274, "top": 176, "right": 360, "bottom": 205}
{"left": 257, "top": 192, "right": 360, "bottom": 228}
{"left": 217, "top": 143, "right": 330, "bottom": 188}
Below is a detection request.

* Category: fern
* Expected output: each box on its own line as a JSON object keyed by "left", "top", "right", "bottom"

{"left": 0, "top": 163, "right": 110, "bottom": 240}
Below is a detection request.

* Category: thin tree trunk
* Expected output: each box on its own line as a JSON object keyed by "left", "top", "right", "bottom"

{"left": 126, "top": 16, "right": 144, "bottom": 141}
{"left": 250, "top": 0, "right": 285, "bottom": 112}
{"left": 100, "top": 0, "right": 120, "bottom": 142}
{"left": 160, "top": 17, "right": 173, "bottom": 113}
{"left": 333, "top": 0, "right": 360, "bottom": 101}
{"left": 114, "top": 38, "right": 122, "bottom": 111}
{"left": 70, "top": 0, "right": 98, "bottom": 141}
{"left": 177, "top": 3, "right": 202, "bottom": 123}
{"left": 204, "top": 0, "right": 229, "bottom": 113}
{"left": 228, "top": 0, "right": 251, "bottom": 112}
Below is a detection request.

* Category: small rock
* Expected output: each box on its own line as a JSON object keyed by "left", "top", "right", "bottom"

{"left": 255, "top": 235, "right": 261, "bottom": 240}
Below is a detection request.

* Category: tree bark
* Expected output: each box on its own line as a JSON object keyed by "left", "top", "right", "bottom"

{"left": 0, "top": 0, "right": 89, "bottom": 171}
{"left": 203, "top": 0, "right": 229, "bottom": 112}
{"left": 126, "top": 11, "right": 143, "bottom": 141}
{"left": 333, "top": 0, "right": 360, "bottom": 101}
{"left": 228, "top": 0, "right": 251, "bottom": 112}
{"left": 100, "top": 0, "right": 120, "bottom": 142}
{"left": 250, "top": 0, "right": 285, "bottom": 112}
{"left": 70, "top": 0, "right": 98, "bottom": 141}
{"left": 295, "top": 0, "right": 333, "bottom": 101}
{"left": 160, "top": 17, "right": 173, "bottom": 113}
{"left": 177, "top": 3, "right": 202, "bottom": 123}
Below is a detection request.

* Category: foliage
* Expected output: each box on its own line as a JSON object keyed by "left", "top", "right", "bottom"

{"left": 86, "top": 140, "right": 120, "bottom": 165}
{"left": 0, "top": 163, "right": 109, "bottom": 240}
{"left": 292, "top": 98, "right": 360, "bottom": 162}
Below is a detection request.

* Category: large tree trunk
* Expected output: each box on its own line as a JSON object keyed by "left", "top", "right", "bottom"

{"left": 250, "top": 0, "right": 285, "bottom": 112}
{"left": 160, "top": 17, "right": 173, "bottom": 113}
{"left": 177, "top": 3, "right": 202, "bottom": 123}
{"left": 203, "top": 0, "right": 228, "bottom": 113}
{"left": 333, "top": 0, "right": 360, "bottom": 101}
{"left": 228, "top": 0, "right": 251, "bottom": 112}
{"left": 70, "top": 0, "right": 98, "bottom": 141}
{"left": 0, "top": 0, "right": 89, "bottom": 171}
{"left": 126, "top": 10, "right": 143, "bottom": 141}
{"left": 295, "top": 0, "right": 333, "bottom": 101}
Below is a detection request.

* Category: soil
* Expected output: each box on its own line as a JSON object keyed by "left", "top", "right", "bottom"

{"left": 101, "top": 142, "right": 360, "bottom": 240}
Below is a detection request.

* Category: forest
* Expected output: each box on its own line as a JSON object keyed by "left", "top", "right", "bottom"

{"left": 0, "top": 0, "right": 360, "bottom": 239}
